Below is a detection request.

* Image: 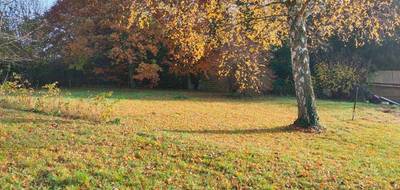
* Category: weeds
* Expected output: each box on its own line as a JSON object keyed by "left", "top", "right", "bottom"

{"left": 0, "top": 74, "right": 35, "bottom": 110}
{"left": 0, "top": 74, "right": 118, "bottom": 123}
{"left": 89, "top": 91, "right": 118, "bottom": 123}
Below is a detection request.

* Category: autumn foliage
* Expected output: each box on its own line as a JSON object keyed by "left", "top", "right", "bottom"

{"left": 43, "top": 0, "right": 400, "bottom": 97}
{"left": 133, "top": 63, "right": 162, "bottom": 88}
{"left": 43, "top": 0, "right": 275, "bottom": 93}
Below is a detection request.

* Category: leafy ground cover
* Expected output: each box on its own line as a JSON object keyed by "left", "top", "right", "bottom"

{"left": 1, "top": 89, "right": 399, "bottom": 189}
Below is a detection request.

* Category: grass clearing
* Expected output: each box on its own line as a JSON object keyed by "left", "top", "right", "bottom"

{"left": 1, "top": 89, "right": 400, "bottom": 189}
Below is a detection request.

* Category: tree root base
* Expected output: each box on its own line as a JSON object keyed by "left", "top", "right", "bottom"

{"left": 290, "top": 120, "right": 325, "bottom": 133}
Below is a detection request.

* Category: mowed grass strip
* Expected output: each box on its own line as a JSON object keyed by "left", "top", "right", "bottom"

{"left": 0, "top": 89, "right": 399, "bottom": 189}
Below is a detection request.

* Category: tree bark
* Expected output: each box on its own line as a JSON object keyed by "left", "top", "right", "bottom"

{"left": 289, "top": 5, "right": 322, "bottom": 131}
{"left": 128, "top": 63, "right": 136, "bottom": 88}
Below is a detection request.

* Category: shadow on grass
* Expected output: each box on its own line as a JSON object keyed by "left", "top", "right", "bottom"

{"left": 63, "top": 88, "right": 298, "bottom": 104}
{"left": 0, "top": 107, "right": 80, "bottom": 125}
{"left": 0, "top": 117, "right": 73, "bottom": 125}
{"left": 165, "top": 125, "right": 296, "bottom": 135}
{"left": 0, "top": 106, "right": 97, "bottom": 125}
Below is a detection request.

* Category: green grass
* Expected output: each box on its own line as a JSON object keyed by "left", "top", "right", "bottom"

{"left": 1, "top": 89, "right": 399, "bottom": 189}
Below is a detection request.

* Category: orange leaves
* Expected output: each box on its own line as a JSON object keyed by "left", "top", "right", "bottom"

{"left": 133, "top": 63, "right": 163, "bottom": 88}
{"left": 146, "top": 44, "right": 159, "bottom": 56}
{"left": 94, "top": 68, "right": 107, "bottom": 75}
{"left": 134, "top": 0, "right": 220, "bottom": 75}
{"left": 46, "top": 0, "right": 400, "bottom": 92}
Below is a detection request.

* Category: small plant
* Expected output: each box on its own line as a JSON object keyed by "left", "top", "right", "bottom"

{"left": 33, "top": 82, "right": 62, "bottom": 113}
{"left": 42, "top": 82, "right": 61, "bottom": 97}
{"left": 0, "top": 73, "right": 35, "bottom": 110}
{"left": 90, "top": 91, "right": 118, "bottom": 123}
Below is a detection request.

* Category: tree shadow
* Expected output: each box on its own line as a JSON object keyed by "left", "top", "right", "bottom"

{"left": 63, "top": 88, "right": 298, "bottom": 104}
{"left": 0, "top": 107, "right": 96, "bottom": 125}
{"left": 0, "top": 117, "right": 74, "bottom": 125}
{"left": 165, "top": 125, "right": 297, "bottom": 135}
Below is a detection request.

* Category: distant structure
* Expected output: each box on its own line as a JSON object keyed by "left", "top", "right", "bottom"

{"left": 368, "top": 70, "right": 400, "bottom": 101}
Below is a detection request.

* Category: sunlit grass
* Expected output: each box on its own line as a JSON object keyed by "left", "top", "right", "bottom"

{"left": 0, "top": 89, "right": 399, "bottom": 189}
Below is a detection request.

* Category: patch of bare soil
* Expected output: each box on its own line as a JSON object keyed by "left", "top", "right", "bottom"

{"left": 379, "top": 106, "right": 400, "bottom": 117}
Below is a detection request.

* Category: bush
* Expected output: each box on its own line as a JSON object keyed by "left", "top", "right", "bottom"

{"left": 314, "top": 62, "right": 365, "bottom": 99}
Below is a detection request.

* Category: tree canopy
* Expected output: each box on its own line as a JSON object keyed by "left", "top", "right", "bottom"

{"left": 123, "top": 0, "right": 399, "bottom": 130}
{"left": 36, "top": 0, "right": 400, "bottom": 130}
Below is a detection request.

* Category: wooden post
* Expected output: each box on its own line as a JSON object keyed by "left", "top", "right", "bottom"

{"left": 352, "top": 86, "right": 359, "bottom": 121}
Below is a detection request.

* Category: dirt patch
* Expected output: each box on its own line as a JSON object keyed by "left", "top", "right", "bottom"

{"left": 379, "top": 106, "right": 400, "bottom": 117}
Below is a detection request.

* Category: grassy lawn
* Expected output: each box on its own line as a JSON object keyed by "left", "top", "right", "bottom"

{"left": 1, "top": 89, "right": 399, "bottom": 189}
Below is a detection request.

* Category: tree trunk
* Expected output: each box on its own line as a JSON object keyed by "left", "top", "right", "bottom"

{"left": 289, "top": 7, "right": 322, "bottom": 131}
{"left": 128, "top": 63, "right": 136, "bottom": 88}
{"left": 187, "top": 75, "right": 194, "bottom": 90}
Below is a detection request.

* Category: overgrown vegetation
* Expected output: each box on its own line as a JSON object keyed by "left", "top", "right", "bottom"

{"left": 0, "top": 74, "right": 117, "bottom": 123}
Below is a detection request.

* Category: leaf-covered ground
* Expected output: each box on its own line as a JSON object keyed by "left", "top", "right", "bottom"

{"left": 1, "top": 89, "right": 399, "bottom": 189}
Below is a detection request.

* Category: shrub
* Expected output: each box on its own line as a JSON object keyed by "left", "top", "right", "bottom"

{"left": 0, "top": 73, "right": 35, "bottom": 110}
{"left": 89, "top": 91, "right": 118, "bottom": 123}
{"left": 42, "top": 82, "right": 61, "bottom": 97}
{"left": 314, "top": 62, "right": 365, "bottom": 98}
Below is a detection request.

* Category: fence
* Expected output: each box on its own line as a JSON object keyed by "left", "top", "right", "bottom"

{"left": 368, "top": 70, "right": 400, "bottom": 101}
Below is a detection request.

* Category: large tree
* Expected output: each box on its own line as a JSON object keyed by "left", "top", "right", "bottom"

{"left": 0, "top": 0, "right": 43, "bottom": 82}
{"left": 132, "top": 0, "right": 399, "bottom": 131}
{"left": 45, "top": 0, "right": 399, "bottom": 130}
{"left": 285, "top": 0, "right": 399, "bottom": 130}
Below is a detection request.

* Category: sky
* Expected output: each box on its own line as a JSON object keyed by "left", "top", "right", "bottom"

{"left": 41, "top": 0, "right": 57, "bottom": 10}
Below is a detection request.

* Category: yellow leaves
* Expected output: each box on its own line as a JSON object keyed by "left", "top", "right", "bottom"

{"left": 53, "top": 0, "right": 400, "bottom": 94}
{"left": 56, "top": 0, "right": 285, "bottom": 92}
{"left": 205, "top": 0, "right": 225, "bottom": 21}
{"left": 138, "top": 14, "right": 151, "bottom": 29}
{"left": 315, "top": 61, "right": 364, "bottom": 96}
{"left": 217, "top": 38, "right": 273, "bottom": 95}
{"left": 310, "top": 0, "right": 400, "bottom": 45}
{"left": 127, "top": 6, "right": 138, "bottom": 29}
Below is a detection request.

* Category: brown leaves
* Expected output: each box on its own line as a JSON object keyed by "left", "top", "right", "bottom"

{"left": 133, "top": 63, "right": 163, "bottom": 88}
{"left": 45, "top": 0, "right": 400, "bottom": 93}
